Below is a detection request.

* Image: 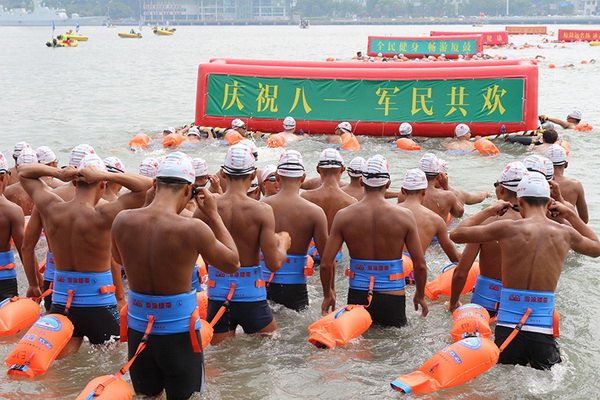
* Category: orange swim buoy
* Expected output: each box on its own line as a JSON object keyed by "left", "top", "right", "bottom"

{"left": 266, "top": 134, "right": 286, "bottom": 148}
{"left": 76, "top": 375, "right": 133, "bottom": 400}
{"left": 162, "top": 133, "right": 183, "bottom": 148}
{"left": 326, "top": 58, "right": 335, "bottom": 62}
{"left": 548, "top": 64, "right": 556, "bottom": 69}
{"left": 474, "top": 139, "right": 500, "bottom": 155}
{"left": 0, "top": 297, "right": 41, "bottom": 336}
{"left": 575, "top": 123, "right": 593, "bottom": 131}
{"left": 128, "top": 133, "right": 150, "bottom": 150}
{"left": 581, "top": 60, "right": 588, "bottom": 64}
{"left": 341, "top": 132, "right": 361, "bottom": 151}
{"left": 391, "top": 337, "right": 499, "bottom": 394}
{"left": 425, "top": 262, "right": 480, "bottom": 301}
{"left": 395, "top": 138, "right": 421, "bottom": 151}
{"left": 197, "top": 255, "right": 207, "bottom": 283}
{"left": 224, "top": 130, "right": 245, "bottom": 145}
{"left": 402, "top": 253, "right": 414, "bottom": 280}
{"left": 450, "top": 303, "right": 492, "bottom": 342}
{"left": 558, "top": 139, "right": 571, "bottom": 155}
{"left": 5, "top": 314, "right": 74, "bottom": 377}
{"left": 308, "top": 304, "right": 372, "bottom": 349}
{"left": 200, "top": 319, "right": 212, "bottom": 350}
{"left": 197, "top": 291, "right": 208, "bottom": 320}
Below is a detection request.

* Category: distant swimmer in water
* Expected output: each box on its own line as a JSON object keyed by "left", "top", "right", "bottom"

{"left": 112, "top": 152, "right": 239, "bottom": 399}
{"left": 356, "top": 51, "right": 364, "bottom": 61}
{"left": 448, "top": 162, "right": 526, "bottom": 315}
{"left": 184, "top": 126, "right": 213, "bottom": 143}
{"left": 444, "top": 124, "right": 475, "bottom": 152}
{"left": 320, "top": 155, "right": 428, "bottom": 323}
{"left": 0, "top": 151, "right": 25, "bottom": 301}
{"left": 530, "top": 128, "right": 559, "bottom": 153}
{"left": 538, "top": 109, "right": 582, "bottom": 130}
{"left": 327, "top": 122, "right": 361, "bottom": 151}
{"left": 278, "top": 117, "right": 303, "bottom": 143}
{"left": 451, "top": 173, "right": 600, "bottom": 370}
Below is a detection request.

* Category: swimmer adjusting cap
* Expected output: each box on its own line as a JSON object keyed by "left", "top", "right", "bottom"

{"left": 399, "top": 123, "right": 413, "bottom": 136}
{"left": 277, "top": 150, "right": 305, "bottom": 178}
{"left": 157, "top": 152, "right": 195, "bottom": 184}
{"left": 36, "top": 146, "right": 57, "bottom": 165}
{"left": 191, "top": 157, "right": 209, "bottom": 177}
{"left": 103, "top": 157, "right": 125, "bottom": 173}
{"left": 362, "top": 155, "right": 390, "bottom": 188}
{"left": 523, "top": 154, "right": 553, "bottom": 180}
{"left": 261, "top": 164, "right": 277, "bottom": 181}
{"left": 223, "top": 144, "right": 256, "bottom": 176}
{"left": 336, "top": 122, "right": 352, "bottom": 133}
{"left": 16, "top": 147, "right": 38, "bottom": 166}
{"left": 545, "top": 144, "right": 567, "bottom": 166}
{"left": 139, "top": 157, "right": 159, "bottom": 178}
{"left": 497, "top": 162, "right": 527, "bottom": 192}
{"left": 418, "top": 153, "right": 440, "bottom": 176}
{"left": 568, "top": 109, "right": 582, "bottom": 120}
{"left": 517, "top": 173, "right": 550, "bottom": 199}
{"left": 69, "top": 144, "right": 95, "bottom": 167}
{"left": 403, "top": 168, "right": 427, "bottom": 191}
{"left": 347, "top": 157, "right": 366, "bottom": 178}
{"left": 455, "top": 124, "right": 470, "bottom": 138}
{"left": 13, "top": 141, "right": 31, "bottom": 158}
{"left": 438, "top": 159, "right": 449, "bottom": 175}
{"left": 231, "top": 118, "right": 246, "bottom": 129}
{"left": 283, "top": 116, "right": 296, "bottom": 129}
{"left": 78, "top": 154, "right": 107, "bottom": 172}
{"left": 0, "top": 152, "right": 9, "bottom": 172}
{"left": 247, "top": 177, "right": 259, "bottom": 193}
{"left": 318, "top": 148, "right": 344, "bottom": 168}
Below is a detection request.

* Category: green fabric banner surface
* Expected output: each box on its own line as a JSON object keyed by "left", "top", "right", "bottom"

{"left": 370, "top": 38, "right": 479, "bottom": 55}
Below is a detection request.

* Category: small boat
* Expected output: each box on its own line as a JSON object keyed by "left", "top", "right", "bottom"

{"left": 590, "top": 41, "right": 600, "bottom": 46}
{"left": 299, "top": 19, "right": 309, "bottom": 29}
{"left": 46, "top": 39, "right": 78, "bottom": 47}
{"left": 118, "top": 32, "right": 142, "bottom": 38}
{"left": 65, "top": 34, "right": 88, "bottom": 41}
{"left": 153, "top": 29, "right": 173, "bottom": 36}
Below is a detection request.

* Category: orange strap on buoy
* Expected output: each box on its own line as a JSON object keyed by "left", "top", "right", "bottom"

{"left": 498, "top": 307, "right": 531, "bottom": 352}
{"left": 553, "top": 310, "right": 560, "bottom": 338}
{"left": 208, "top": 283, "right": 236, "bottom": 328}
{"left": 119, "top": 304, "right": 129, "bottom": 343}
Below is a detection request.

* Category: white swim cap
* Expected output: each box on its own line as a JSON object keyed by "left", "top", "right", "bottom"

{"left": 156, "top": 152, "right": 195, "bottom": 184}
{"left": 78, "top": 154, "right": 107, "bottom": 172}
{"left": 399, "top": 53, "right": 404, "bottom": 58}
{"left": 238, "top": 139, "right": 259, "bottom": 160}
{"left": 336, "top": 122, "right": 352, "bottom": 133}
{"left": 139, "top": 157, "right": 159, "bottom": 178}
{"left": 247, "top": 177, "right": 259, "bottom": 193}
{"left": 399, "top": 122, "right": 413, "bottom": 136}
{"left": 277, "top": 150, "right": 305, "bottom": 178}
{"left": 164, "top": 126, "right": 176, "bottom": 134}
{"left": 455, "top": 124, "right": 470, "bottom": 137}
{"left": 69, "top": 144, "right": 95, "bottom": 167}
{"left": 187, "top": 127, "right": 200, "bottom": 137}
{"left": 568, "top": 109, "right": 582, "bottom": 120}
{"left": 545, "top": 144, "right": 567, "bottom": 166}
{"left": 362, "top": 155, "right": 390, "bottom": 188}
{"left": 438, "top": 159, "right": 449, "bottom": 175}
{"left": 16, "top": 147, "right": 38, "bottom": 166}
{"left": 223, "top": 144, "right": 256, "bottom": 176}
{"left": 523, "top": 154, "right": 552, "bottom": 180}
{"left": 35, "top": 146, "right": 57, "bottom": 165}
{"left": 103, "top": 157, "right": 125, "bottom": 173}
{"left": 318, "top": 148, "right": 344, "bottom": 168}
{"left": 418, "top": 153, "right": 440, "bottom": 176}
{"left": 261, "top": 164, "right": 277, "bottom": 181}
{"left": 0, "top": 152, "right": 8, "bottom": 172}
{"left": 13, "top": 141, "right": 31, "bottom": 159}
{"left": 403, "top": 168, "right": 427, "bottom": 191}
{"left": 377, "top": 52, "right": 383, "bottom": 57}
{"left": 231, "top": 118, "right": 246, "bottom": 129}
{"left": 191, "top": 157, "right": 209, "bottom": 177}
{"left": 497, "top": 162, "right": 527, "bottom": 192}
{"left": 517, "top": 173, "right": 550, "bottom": 199}
{"left": 347, "top": 156, "right": 366, "bottom": 178}
{"left": 283, "top": 116, "right": 296, "bottom": 129}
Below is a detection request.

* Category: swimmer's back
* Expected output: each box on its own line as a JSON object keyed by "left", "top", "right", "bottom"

{"left": 302, "top": 186, "right": 356, "bottom": 229}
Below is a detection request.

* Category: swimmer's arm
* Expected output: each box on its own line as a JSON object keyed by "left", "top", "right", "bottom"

{"left": 9, "top": 206, "right": 25, "bottom": 266}
{"left": 18, "top": 164, "right": 76, "bottom": 213}
{"left": 575, "top": 183, "right": 589, "bottom": 224}
{"left": 546, "top": 117, "right": 571, "bottom": 129}
{"left": 556, "top": 203, "right": 600, "bottom": 257}
{"left": 320, "top": 218, "right": 343, "bottom": 314}
{"left": 457, "top": 189, "right": 491, "bottom": 205}
{"left": 449, "top": 243, "right": 480, "bottom": 313}
{"left": 300, "top": 177, "right": 322, "bottom": 191}
{"left": 81, "top": 169, "right": 152, "bottom": 211}
{"left": 450, "top": 201, "right": 513, "bottom": 243}
{"left": 436, "top": 218, "right": 460, "bottom": 263}
{"left": 259, "top": 205, "right": 289, "bottom": 273}
{"left": 22, "top": 208, "right": 44, "bottom": 296}
{"left": 312, "top": 208, "right": 329, "bottom": 264}
{"left": 110, "top": 257, "right": 126, "bottom": 310}
{"left": 384, "top": 189, "right": 400, "bottom": 199}
{"left": 449, "top": 193, "right": 464, "bottom": 218}
{"left": 405, "top": 217, "right": 428, "bottom": 317}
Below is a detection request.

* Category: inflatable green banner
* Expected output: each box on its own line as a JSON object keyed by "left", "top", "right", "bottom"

{"left": 370, "top": 38, "right": 479, "bottom": 55}
{"left": 206, "top": 74, "right": 525, "bottom": 123}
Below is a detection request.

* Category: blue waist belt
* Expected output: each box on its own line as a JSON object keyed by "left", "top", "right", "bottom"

{"left": 0, "top": 250, "right": 16, "bottom": 280}
{"left": 191, "top": 264, "right": 203, "bottom": 292}
{"left": 207, "top": 265, "right": 266, "bottom": 302}
{"left": 309, "top": 240, "right": 342, "bottom": 262}
{"left": 44, "top": 250, "right": 56, "bottom": 282}
{"left": 497, "top": 288, "right": 555, "bottom": 331}
{"left": 346, "top": 258, "right": 405, "bottom": 291}
{"left": 128, "top": 290, "right": 200, "bottom": 334}
{"left": 261, "top": 254, "right": 311, "bottom": 285}
{"left": 471, "top": 275, "right": 502, "bottom": 312}
{"left": 52, "top": 270, "right": 117, "bottom": 307}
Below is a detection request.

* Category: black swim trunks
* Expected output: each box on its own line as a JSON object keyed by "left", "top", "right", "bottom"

{"left": 49, "top": 303, "right": 119, "bottom": 344}
{"left": 0, "top": 278, "right": 17, "bottom": 302}
{"left": 495, "top": 325, "right": 562, "bottom": 370}
{"left": 267, "top": 283, "right": 309, "bottom": 311}
{"left": 128, "top": 329, "right": 204, "bottom": 400}
{"left": 43, "top": 280, "right": 53, "bottom": 311}
{"left": 347, "top": 288, "right": 407, "bottom": 327}
{"left": 207, "top": 299, "right": 274, "bottom": 334}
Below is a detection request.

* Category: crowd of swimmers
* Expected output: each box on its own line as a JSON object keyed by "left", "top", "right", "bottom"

{"left": 0, "top": 110, "right": 596, "bottom": 398}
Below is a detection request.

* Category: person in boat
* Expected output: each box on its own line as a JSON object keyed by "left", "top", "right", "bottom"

{"left": 451, "top": 173, "right": 600, "bottom": 370}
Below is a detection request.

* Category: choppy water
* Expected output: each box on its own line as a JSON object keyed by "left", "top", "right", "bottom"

{"left": 1, "top": 24, "right": 600, "bottom": 399}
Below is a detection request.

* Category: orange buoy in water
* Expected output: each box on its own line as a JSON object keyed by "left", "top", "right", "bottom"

{"left": 76, "top": 374, "right": 133, "bottom": 400}
{"left": 197, "top": 291, "right": 208, "bottom": 320}
{"left": 162, "top": 133, "right": 183, "bottom": 148}
{"left": 0, "top": 297, "right": 41, "bottom": 336}
{"left": 575, "top": 123, "right": 593, "bottom": 131}
{"left": 224, "top": 130, "right": 244, "bottom": 145}
{"left": 425, "top": 262, "right": 480, "bottom": 301}
{"left": 450, "top": 303, "right": 492, "bottom": 342}
{"left": 200, "top": 319, "right": 212, "bottom": 350}
{"left": 308, "top": 305, "right": 372, "bottom": 349}
{"left": 266, "top": 134, "right": 285, "bottom": 148}
{"left": 558, "top": 139, "right": 571, "bottom": 155}
{"left": 395, "top": 138, "right": 421, "bottom": 151}
{"left": 474, "top": 139, "right": 500, "bottom": 155}
{"left": 548, "top": 64, "right": 556, "bottom": 69}
{"left": 6, "top": 314, "right": 74, "bottom": 377}
{"left": 581, "top": 60, "right": 588, "bottom": 64}
{"left": 341, "top": 132, "right": 361, "bottom": 151}
{"left": 326, "top": 58, "right": 335, "bottom": 62}
{"left": 196, "top": 255, "right": 207, "bottom": 283}
{"left": 128, "top": 133, "right": 150, "bottom": 150}
{"left": 390, "top": 337, "right": 499, "bottom": 394}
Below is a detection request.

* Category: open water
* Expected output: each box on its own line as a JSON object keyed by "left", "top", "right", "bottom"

{"left": 1, "top": 24, "right": 600, "bottom": 399}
